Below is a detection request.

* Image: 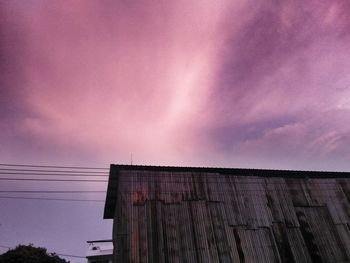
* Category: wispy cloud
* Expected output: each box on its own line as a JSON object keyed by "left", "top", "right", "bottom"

{"left": 199, "top": 0, "right": 350, "bottom": 170}
{"left": 1, "top": 0, "right": 350, "bottom": 170}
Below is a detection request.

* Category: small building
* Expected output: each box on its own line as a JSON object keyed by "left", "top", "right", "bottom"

{"left": 104, "top": 164, "right": 350, "bottom": 263}
{"left": 86, "top": 240, "right": 113, "bottom": 263}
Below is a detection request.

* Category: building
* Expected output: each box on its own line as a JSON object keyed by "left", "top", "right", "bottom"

{"left": 104, "top": 164, "right": 350, "bottom": 262}
{"left": 86, "top": 240, "right": 113, "bottom": 263}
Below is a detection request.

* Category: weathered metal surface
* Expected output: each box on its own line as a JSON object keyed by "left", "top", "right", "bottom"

{"left": 106, "top": 166, "right": 350, "bottom": 263}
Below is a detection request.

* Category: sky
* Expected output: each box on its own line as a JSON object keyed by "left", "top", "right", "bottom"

{"left": 1, "top": 0, "right": 350, "bottom": 262}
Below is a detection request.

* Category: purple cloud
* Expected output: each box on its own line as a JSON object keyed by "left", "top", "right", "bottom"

{"left": 1, "top": 0, "right": 350, "bottom": 170}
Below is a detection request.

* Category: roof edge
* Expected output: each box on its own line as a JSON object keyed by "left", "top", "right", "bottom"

{"left": 110, "top": 164, "right": 350, "bottom": 176}
{"left": 87, "top": 239, "right": 113, "bottom": 243}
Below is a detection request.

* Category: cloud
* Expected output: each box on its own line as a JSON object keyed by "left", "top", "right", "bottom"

{"left": 0, "top": 0, "right": 232, "bottom": 165}
{"left": 1, "top": 0, "right": 350, "bottom": 170}
{"left": 196, "top": 0, "right": 350, "bottom": 170}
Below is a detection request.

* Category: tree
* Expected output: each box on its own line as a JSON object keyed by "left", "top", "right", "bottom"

{"left": 0, "top": 244, "right": 70, "bottom": 263}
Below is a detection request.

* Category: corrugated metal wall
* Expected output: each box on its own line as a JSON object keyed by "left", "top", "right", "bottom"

{"left": 112, "top": 170, "right": 350, "bottom": 263}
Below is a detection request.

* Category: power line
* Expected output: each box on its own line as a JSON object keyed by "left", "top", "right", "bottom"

{"left": 0, "top": 168, "right": 108, "bottom": 174}
{"left": 0, "top": 163, "right": 108, "bottom": 170}
{"left": 0, "top": 190, "right": 106, "bottom": 193}
{"left": 0, "top": 178, "right": 107, "bottom": 182}
{"left": 0, "top": 196, "right": 105, "bottom": 202}
{"left": 0, "top": 172, "right": 108, "bottom": 177}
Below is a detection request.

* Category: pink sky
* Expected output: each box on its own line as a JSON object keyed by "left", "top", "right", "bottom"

{"left": 2, "top": 0, "right": 350, "bottom": 170}
{"left": 1, "top": 1, "right": 350, "bottom": 261}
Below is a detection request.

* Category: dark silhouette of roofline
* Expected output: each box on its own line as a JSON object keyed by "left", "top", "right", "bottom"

{"left": 87, "top": 240, "right": 113, "bottom": 243}
{"left": 109, "top": 164, "right": 350, "bottom": 177}
{"left": 103, "top": 164, "right": 350, "bottom": 219}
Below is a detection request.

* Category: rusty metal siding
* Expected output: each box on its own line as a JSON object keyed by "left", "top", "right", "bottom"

{"left": 110, "top": 168, "right": 350, "bottom": 263}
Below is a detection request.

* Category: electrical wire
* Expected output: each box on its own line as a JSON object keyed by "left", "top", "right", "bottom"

{"left": 0, "top": 163, "right": 108, "bottom": 170}
{"left": 0, "top": 164, "right": 110, "bottom": 259}
{"left": 0, "top": 168, "right": 108, "bottom": 174}
{"left": 0, "top": 178, "right": 107, "bottom": 182}
{"left": 0, "top": 172, "right": 108, "bottom": 177}
{"left": 0, "top": 196, "right": 105, "bottom": 202}
{"left": 0, "top": 190, "right": 106, "bottom": 193}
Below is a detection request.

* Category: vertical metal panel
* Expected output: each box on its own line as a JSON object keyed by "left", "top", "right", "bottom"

{"left": 207, "top": 201, "right": 240, "bottom": 262}
{"left": 131, "top": 204, "right": 139, "bottom": 263}
{"left": 178, "top": 202, "right": 197, "bottom": 262}
{"left": 266, "top": 178, "right": 299, "bottom": 227}
{"left": 296, "top": 206, "right": 348, "bottom": 263}
{"left": 145, "top": 201, "right": 154, "bottom": 263}
{"left": 112, "top": 169, "right": 350, "bottom": 263}
{"left": 235, "top": 227, "right": 281, "bottom": 263}
{"left": 286, "top": 178, "right": 309, "bottom": 207}
{"left": 229, "top": 176, "right": 271, "bottom": 228}
{"left": 191, "top": 201, "right": 211, "bottom": 263}
{"left": 225, "top": 176, "right": 248, "bottom": 226}
{"left": 138, "top": 204, "right": 148, "bottom": 263}
{"left": 162, "top": 203, "right": 181, "bottom": 263}
{"left": 114, "top": 192, "right": 132, "bottom": 262}
{"left": 206, "top": 173, "right": 224, "bottom": 202}
{"left": 203, "top": 203, "right": 220, "bottom": 262}
{"left": 314, "top": 179, "right": 349, "bottom": 224}
{"left": 272, "top": 223, "right": 312, "bottom": 263}
{"left": 156, "top": 201, "right": 165, "bottom": 263}
{"left": 335, "top": 224, "right": 350, "bottom": 259}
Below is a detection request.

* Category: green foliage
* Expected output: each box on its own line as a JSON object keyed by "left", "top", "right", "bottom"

{"left": 0, "top": 244, "right": 70, "bottom": 263}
